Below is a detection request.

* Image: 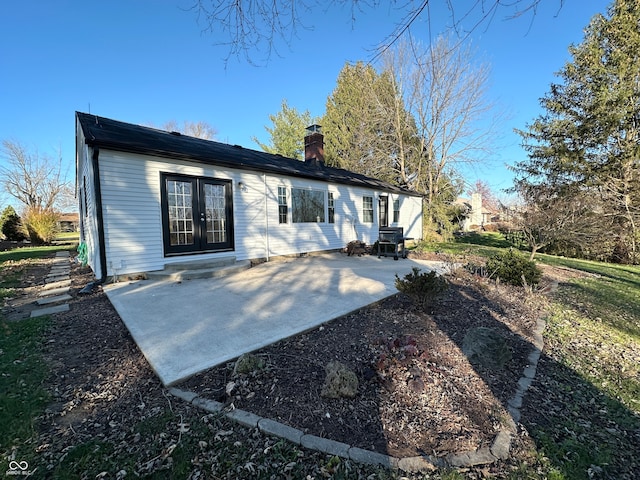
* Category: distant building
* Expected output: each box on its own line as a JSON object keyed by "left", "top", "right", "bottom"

{"left": 57, "top": 212, "right": 79, "bottom": 232}
{"left": 455, "top": 193, "right": 500, "bottom": 231}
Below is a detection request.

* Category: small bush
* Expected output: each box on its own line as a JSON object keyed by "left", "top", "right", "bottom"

{"left": 23, "top": 207, "right": 60, "bottom": 245}
{"left": 486, "top": 248, "right": 542, "bottom": 287}
{"left": 395, "top": 267, "right": 448, "bottom": 308}
{"left": 321, "top": 361, "right": 358, "bottom": 399}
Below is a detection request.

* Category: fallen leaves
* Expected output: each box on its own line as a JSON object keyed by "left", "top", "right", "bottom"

{"left": 184, "top": 271, "right": 542, "bottom": 458}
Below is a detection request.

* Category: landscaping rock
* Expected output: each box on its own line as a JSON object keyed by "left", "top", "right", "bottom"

{"left": 233, "top": 353, "right": 266, "bottom": 375}
{"left": 320, "top": 361, "right": 358, "bottom": 399}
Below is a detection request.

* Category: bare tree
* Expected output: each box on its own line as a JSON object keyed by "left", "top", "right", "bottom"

{"left": 379, "top": 35, "right": 498, "bottom": 234}
{"left": 190, "top": 0, "right": 559, "bottom": 64}
{"left": 161, "top": 120, "right": 217, "bottom": 140}
{"left": 514, "top": 190, "right": 602, "bottom": 260}
{"left": 0, "top": 140, "right": 72, "bottom": 212}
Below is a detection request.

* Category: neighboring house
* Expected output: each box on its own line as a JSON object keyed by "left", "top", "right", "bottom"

{"left": 57, "top": 212, "right": 79, "bottom": 232}
{"left": 456, "top": 193, "right": 499, "bottom": 231}
{"left": 75, "top": 113, "right": 423, "bottom": 280}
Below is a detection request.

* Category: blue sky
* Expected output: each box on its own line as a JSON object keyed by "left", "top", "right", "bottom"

{"left": 0, "top": 0, "right": 610, "bottom": 205}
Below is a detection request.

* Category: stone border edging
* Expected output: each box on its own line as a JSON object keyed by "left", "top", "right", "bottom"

{"left": 168, "top": 308, "right": 547, "bottom": 473}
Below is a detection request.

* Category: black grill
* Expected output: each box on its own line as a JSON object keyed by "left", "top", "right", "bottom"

{"left": 377, "top": 227, "right": 406, "bottom": 260}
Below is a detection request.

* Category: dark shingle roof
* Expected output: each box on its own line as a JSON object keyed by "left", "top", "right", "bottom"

{"left": 76, "top": 112, "right": 420, "bottom": 196}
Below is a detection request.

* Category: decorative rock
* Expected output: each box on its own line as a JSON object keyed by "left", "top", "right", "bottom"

{"left": 397, "top": 455, "right": 441, "bottom": 472}
{"left": 446, "top": 447, "right": 496, "bottom": 467}
{"left": 321, "top": 361, "right": 358, "bottom": 398}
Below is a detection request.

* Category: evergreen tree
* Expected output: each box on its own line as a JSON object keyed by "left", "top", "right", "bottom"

{"left": 0, "top": 205, "right": 26, "bottom": 241}
{"left": 321, "top": 61, "right": 412, "bottom": 184}
{"left": 514, "top": 0, "right": 640, "bottom": 263}
{"left": 252, "top": 99, "right": 312, "bottom": 160}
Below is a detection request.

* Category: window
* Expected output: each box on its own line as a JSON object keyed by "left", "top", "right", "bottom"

{"left": 328, "top": 192, "right": 335, "bottom": 224}
{"left": 363, "top": 196, "right": 374, "bottom": 223}
{"left": 292, "top": 188, "right": 325, "bottom": 223}
{"left": 82, "top": 176, "right": 88, "bottom": 218}
{"left": 278, "top": 186, "right": 288, "bottom": 224}
{"left": 393, "top": 198, "right": 400, "bottom": 223}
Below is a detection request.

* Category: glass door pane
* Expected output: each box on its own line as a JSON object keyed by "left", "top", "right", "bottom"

{"left": 167, "top": 180, "right": 195, "bottom": 246}
{"left": 204, "top": 183, "right": 226, "bottom": 244}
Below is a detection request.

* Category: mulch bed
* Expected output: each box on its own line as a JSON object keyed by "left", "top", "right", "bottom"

{"left": 182, "top": 253, "right": 548, "bottom": 458}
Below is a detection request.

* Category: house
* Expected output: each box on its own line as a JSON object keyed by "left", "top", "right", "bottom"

{"left": 75, "top": 112, "right": 423, "bottom": 280}
{"left": 457, "top": 193, "right": 500, "bottom": 232}
{"left": 57, "top": 212, "right": 79, "bottom": 232}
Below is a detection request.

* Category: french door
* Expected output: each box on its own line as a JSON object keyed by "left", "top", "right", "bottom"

{"left": 161, "top": 174, "right": 234, "bottom": 255}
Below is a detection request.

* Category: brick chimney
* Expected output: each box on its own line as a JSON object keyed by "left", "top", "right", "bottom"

{"left": 304, "top": 124, "right": 324, "bottom": 167}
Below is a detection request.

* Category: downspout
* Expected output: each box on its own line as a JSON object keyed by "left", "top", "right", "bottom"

{"left": 263, "top": 173, "right": 270, "bottom": 261}
{"left": 92, "top": 147, "right": 108, "bottom": 284}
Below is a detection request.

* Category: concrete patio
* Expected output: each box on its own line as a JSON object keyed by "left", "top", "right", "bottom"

{"left": 104, "top": 253, "right": 446, "bottom": 386}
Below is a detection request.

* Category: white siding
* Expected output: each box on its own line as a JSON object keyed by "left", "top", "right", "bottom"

{"left": 90, "top": 148, "right": 423, "bottom": 277}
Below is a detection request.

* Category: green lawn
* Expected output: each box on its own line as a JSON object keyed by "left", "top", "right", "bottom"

{"left": 0, "top": 244, "right": 73, "bottom": 263}
{"left": 415, "top": 231, "right": 522, "bottom": 259}
{"left": 437, "top": 235, "right": 640, "bottom": 479}
{"left": 0, "top": 247, "right": 60, "bottom": 475}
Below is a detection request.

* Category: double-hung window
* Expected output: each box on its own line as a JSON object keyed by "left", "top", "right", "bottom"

{"left": 363, "top": 196, "right": 374, "bottom": 223}
{"left": 278, "top": 186, "right": 288, "bottom": 224}
{"left": 393, "top": 198, "right": 400, "bottom": 223}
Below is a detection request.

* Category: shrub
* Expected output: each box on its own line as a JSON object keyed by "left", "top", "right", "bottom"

{"left": 0, "top": 206, "right": 27, "bottom": 241}
{"left": 485, "top": 248, "right": 542, "bottom": 287}
{"left": 23, "top": 207, "right": 60, "bottom": 245}
{"left": 395, "top": 267, "right": 448, "bottom": 308}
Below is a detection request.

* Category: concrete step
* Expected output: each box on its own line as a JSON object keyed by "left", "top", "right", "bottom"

{"left": 146, "top": 259, "right": 251, "bottom": 281}
{"left": 163, "top": 255, "right": 237, "bottom": 271}
{"left": 37, "top": 293, "right": 72, "bottom": 305}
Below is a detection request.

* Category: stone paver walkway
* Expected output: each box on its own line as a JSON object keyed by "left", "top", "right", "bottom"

{"left": 2, "top": 251, "right": 73, "bottom": 321}
{"left": 29, "top": 251, "right": 71, "bottom": 318}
